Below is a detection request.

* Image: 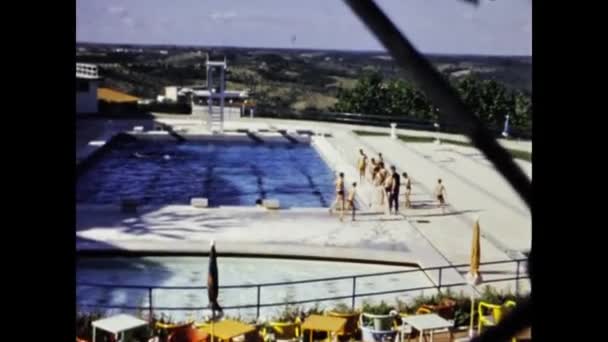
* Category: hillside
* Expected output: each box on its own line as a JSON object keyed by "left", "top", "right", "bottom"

{"left": 77, "top": 43, "right": 532, "bottom": 111}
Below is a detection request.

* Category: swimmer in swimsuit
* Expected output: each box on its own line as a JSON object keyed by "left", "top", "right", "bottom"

{"left": 330, "top": 172, "right": 346, "bottom": 220}
{"left": 357, "top": 149, "right": 367, "bottom": 183}
{"left": 435, "top": 178, "right": 447, "bottom": 214}
{"left": 347, "top": 182, "right": 357, "bottom": 221}
{"left": 369, "top": 158, "right": 377, "bottom": 183}
{"left": 402, "top": 172, "right": 412, "bottom": 209}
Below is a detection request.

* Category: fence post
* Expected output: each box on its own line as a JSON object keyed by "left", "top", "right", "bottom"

{"left": 438, "top": 268, "right": 442, "bottom": 292}
{"left": 352, "top": 277, "right": 357, "bottom": 309}
{"left": 148, "top": 287, "right": 153, "bottom": 324}
{"left": 256, "top": 285, "right": 261, "bottom": 319}
{"left": 515, "top": 260, "right": 520, "bottom": 296}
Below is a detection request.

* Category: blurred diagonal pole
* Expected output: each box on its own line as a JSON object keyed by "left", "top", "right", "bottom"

{"left": 342, "top": 1, "right": 532, "bottom": 340}
{"left": 342, "top": 0, "right": 531, "bottom": 210}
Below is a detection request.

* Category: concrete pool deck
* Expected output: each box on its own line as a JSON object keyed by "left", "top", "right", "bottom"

{"left": 76, "top": 115, "right": 531, "bottom": 295}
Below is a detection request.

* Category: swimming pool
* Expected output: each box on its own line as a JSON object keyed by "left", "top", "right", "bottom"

{"left": 76, "top": 137, "right": 336, "bottom": 207}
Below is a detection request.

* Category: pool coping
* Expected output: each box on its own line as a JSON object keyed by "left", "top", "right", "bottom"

{"left": 76, "top": 240, "right": 421, "bottom": 268}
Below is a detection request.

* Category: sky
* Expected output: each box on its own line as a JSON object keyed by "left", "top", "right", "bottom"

{"left": 76, "top": 0, "right": 531, "bottom": 56}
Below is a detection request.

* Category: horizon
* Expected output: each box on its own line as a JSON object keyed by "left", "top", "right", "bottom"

{"left": 77, "top": 0, "right": 531, "bottom": 56}
{"left": 76, "top": 41, "right": 532, "bottom": 59}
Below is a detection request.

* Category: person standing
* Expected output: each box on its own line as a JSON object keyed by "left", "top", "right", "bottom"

{"left": 369, "top": 158, "right": 378, "bottom": 182}
{"left": 347, "top": 182, "right": 357, "bottom": 221}
{"left": 435, "top": 178, "right": 447, "bottom": 214}
{"left": 402, "top": 172, "right": 412, "bottom": 208}
{"left": 389, "top": 166, "right": 401, "bottom": 215}
{"left": 375, "top": 163, "right": 388, "bottom": 206}
{"left": 357, "top": 149, "right": 368, "bottom": 183}
{"left": 330, "top": 172, "right": 346, "bottom": 220}
{"left": 383, "top": 166, "right": 394, "bottom": 214}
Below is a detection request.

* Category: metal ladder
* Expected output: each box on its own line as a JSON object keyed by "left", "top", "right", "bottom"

{"left": 207, "top": 106, "right": 223, "bottom": 133}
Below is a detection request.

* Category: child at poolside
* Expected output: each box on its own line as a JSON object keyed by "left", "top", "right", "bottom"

{"left": 435, "top": 178, "right": 448, "bottom": 214}
{"left": 329, "top": 172, "right": 346, "bottom": 221}
{"left": 357, "top": 149, "right": 367, "bottom": 183}
{"left": 402, "top": 172, "right": 412, "bottom": 208}
{"left": 383, "top": 166, "right": 394, "bottom": 214}
{"left": 368, "top": 157, "right": 377, "bottom": 182}
{"left": 347, "top": 182, "right": 357, "bottom": 221}
{"left": 376, "top": 163, "right": 388, "bottom": 206}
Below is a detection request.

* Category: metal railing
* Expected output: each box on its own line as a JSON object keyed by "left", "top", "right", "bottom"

{"left": 253, "top": 109, "right": 532, "bottom": 140}
{"left": 77, "top": 258, "right": 528, "bottom": 319}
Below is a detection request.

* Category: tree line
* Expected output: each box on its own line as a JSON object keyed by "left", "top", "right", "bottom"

{"left": 332, "top": 72, "right": 532, "bottom": 136}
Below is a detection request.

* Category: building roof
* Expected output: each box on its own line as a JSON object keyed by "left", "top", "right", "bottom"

{"left": 97, "top": 88, "right": 140, "bottom": 103}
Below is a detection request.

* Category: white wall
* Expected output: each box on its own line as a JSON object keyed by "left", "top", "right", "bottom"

{"left": 165, "top": 86, "right": 178, "bottom": 102}
{"left": 76, "top": 80, "right": 98, "bottom": 114}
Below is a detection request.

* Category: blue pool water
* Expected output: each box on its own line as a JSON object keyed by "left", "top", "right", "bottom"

{"left": 76, "top": 140, "right": 336, "bottom": 207}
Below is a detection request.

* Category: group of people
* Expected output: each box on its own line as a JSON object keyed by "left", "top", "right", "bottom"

{"left": 329, "top": 148, "right": 448, "bottom": 221}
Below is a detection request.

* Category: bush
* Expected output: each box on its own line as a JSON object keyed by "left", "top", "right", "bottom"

{"left": 361, "top": 300, "right": 395, "bottom": 315}
{"left": 330, "top": 302, "right": 357, "bottom": 314}
{"left": 271, "top": 304, "right": 301, "bottom": 323}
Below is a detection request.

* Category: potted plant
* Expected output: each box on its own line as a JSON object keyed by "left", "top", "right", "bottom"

{"left": 361, "top": 301, "right": 396, "bottom": 331}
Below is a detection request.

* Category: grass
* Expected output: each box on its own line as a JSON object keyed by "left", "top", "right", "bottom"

{"left": 352, "top": 130, "right": 531, "bottom": 162}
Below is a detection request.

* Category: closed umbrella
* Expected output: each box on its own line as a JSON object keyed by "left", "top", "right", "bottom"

{"left": 466, "top": 217, "right": 482, "bottom": 338}
{"left": 208, "top": 240, "right": 222, "bottom": 342}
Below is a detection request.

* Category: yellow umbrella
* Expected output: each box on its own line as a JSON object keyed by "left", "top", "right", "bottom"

{"left": 470, "top": 218, "right": 481, "bottom": 281}
{"left": 467, "top": 217, "right": 482, "bottom": 337}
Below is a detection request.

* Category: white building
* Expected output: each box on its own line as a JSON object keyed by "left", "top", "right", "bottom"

{"left": 164, "top": 86, "right": 179, "bottom": 102}
{"left": 76, "top": 63, "right": 101, "bottom": 114}
{"left": 164, "top": 86, "right": 249, "bottom": 105}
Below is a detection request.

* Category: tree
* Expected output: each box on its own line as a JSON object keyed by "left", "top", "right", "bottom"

{"left": 332, "top": 73, "right": 531, "bottom": 136}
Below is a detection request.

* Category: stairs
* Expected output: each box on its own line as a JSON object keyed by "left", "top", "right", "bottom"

{"left": 208, "top": 106, "right": 223, "bottom": 133}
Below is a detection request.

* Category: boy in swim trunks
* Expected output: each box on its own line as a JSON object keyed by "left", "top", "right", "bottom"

{"left": 330, "top": 172, "right": 346, "bottom": 220}
{"left": 347, "top": 182, "right": 357, "bottom": 221}
{"left": 368, "top": 158, "right": 377, "bottom": 182}
{"left": 435, "top": 178, "right": 447, "bottom": 214}
{"left": 402, "top": 172, "right": 412, "bottom": 208}
{"left": 357, "top": 149, "right": 367, "bottom": 183}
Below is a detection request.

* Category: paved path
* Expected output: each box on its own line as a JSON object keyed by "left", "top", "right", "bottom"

{"left": 152, "top": 115, "right": 532, "bottom": 152}
{"left": 360, "top": 136, "right": 531, "bottom": 255}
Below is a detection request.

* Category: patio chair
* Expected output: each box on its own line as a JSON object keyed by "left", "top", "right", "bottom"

{"left": 233, "top": 323, "right": 264, "bottom": 342}
{"left": 168, "top": 326, "right": 209, "bottom": 342}
{"left": 262, "top": 318, "right": 301, "bottom": 342}
{"left": 478, "top": 300, "right": 517, "bottom": 341}
{"left": 155, "top": 321, "right": 196, "bottom": 342}
{"left": 327, "top": 311, "right": 360, "bottom": 341}
{"left": 359, "top": 313, "right": 398, "bottom": 342}
{"left": 392, "top": 313, "right": 412, "bottom": 342}
{"left": 415, "top": 298, "right": 456, "bottom": 323}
